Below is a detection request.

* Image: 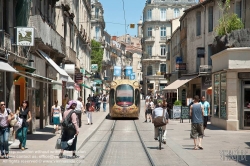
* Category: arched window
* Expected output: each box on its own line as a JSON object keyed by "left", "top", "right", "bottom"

{"left": 147, "top": 66, "right": 153, "bottom": 75}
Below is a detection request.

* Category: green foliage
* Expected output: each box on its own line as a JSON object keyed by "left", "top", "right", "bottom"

{"left": 91, "top": 40, "right": 104, "bottom": 72}
{"left": 215, "top": 0, "right": 243, "bottom": 36}
{"left": 174, "top": 100, "right": 182, "bottom": 106}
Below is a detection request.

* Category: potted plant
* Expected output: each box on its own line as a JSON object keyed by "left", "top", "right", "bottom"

{"left": 174, "top": 100, "right": 182, "bottom": 106}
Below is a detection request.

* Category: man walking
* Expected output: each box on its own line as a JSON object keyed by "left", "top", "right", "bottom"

{"left": 102, "top": 94, "right": 108, "bottom": 112}
{"left": 190, "top": 95, "right": 204, "bottom": 150}
{"left": 200, "top": 96, "right": 210, "bottom": 131}
{"left": 76, "top": 97, "right": 84, "bottom": 128}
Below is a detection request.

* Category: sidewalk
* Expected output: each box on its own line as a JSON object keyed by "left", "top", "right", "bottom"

{"left": 3, "top": 109, "right": 108, "bottom": 166}
{"left": 138, "top": 100, "right": 250, "bottom": 166}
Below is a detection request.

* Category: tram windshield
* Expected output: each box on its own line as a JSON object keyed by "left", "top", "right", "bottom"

{"left": 116, "top": 84, "right": 134, "bottom": 106}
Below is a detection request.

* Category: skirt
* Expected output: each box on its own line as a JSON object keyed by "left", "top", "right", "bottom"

{"left": 61, "top": 128, "right": 77, "bottom": 151}
{"left": 53, "top": 117, "right": 60, "bottom": 125}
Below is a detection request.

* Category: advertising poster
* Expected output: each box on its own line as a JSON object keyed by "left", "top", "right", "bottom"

{"left": 173, "top": 106, "right": 181, "bottom": 119}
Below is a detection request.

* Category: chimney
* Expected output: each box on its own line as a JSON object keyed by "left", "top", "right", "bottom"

{"left": 112, "top": 36, "right": 117, "bottom": 41}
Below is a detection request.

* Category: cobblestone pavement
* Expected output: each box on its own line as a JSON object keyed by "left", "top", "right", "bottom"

{"left": 1, "top": 101, "right": 250, "bottom": 166}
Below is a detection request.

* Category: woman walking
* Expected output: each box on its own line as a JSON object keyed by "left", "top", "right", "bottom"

{"left": 0, "top": 101, "right": 14, "bottom": 159}
{"left": 86, "top": 98, "right": 94, "bottom": 125}
{"left": 59, "top": 100, "right": 79, "bottom": 158}
{"left": 17, "top": 100, "right": 32, "bottom": 150}
{"left": 51, "top": 100, "right": 62, "bottom": 134}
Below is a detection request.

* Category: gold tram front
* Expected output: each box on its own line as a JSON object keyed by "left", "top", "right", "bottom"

{"left": 109, "top": 79, "right": 140, "bottom": 118}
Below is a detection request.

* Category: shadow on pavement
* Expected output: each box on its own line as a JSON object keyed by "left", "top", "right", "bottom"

{"left": 34, "top": 126, "right": 55, "bottom": 133}
{"left": 206, "top": 124, "right": 223, "bottom": 130}
{"left": 27, "top": 134, "right": 55, "bottom": 140}
{"left": 245, "top": 142, "right": 250, "bottom": 147}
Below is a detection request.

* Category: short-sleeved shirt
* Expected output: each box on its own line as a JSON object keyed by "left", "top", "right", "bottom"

{"left": 199, "top": 101, "right": 210, "bottom": 116}
{"left": 0, "top": 108, "right": 10, "bottom": 127}
{"left": 76, "top": 100, "right": 83, "bottom": 111}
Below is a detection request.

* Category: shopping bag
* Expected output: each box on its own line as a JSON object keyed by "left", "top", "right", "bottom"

{"left": 67, "top": 135, "right": 76, "bottom": 146}
{"left": 55, "top": 137, "right": 62, "bottom": 149}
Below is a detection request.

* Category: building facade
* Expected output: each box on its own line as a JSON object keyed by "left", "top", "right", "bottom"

{"left": 141, "top": 0, "right": 196, "bottom": 96}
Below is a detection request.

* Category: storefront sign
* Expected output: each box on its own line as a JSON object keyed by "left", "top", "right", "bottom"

{"left": 16, "top": 27, "right": 34, "bottom": 46}
{"left": 202, "top": 76, "right": 212, "bottom": 90}
{"left": 75, "top": 73, "right": 83, "bottom": 84}
{"left": 197, "top": 47, "right": 205, "bottom": 58}
{"left": 176, "top": 63, "right": 186, "bottom": 71}
{"left": 91, "top": 64, "right": 98, "bottom": 72}
{"left": 238, "top": 72, "right": 250, "bottom": 79}
{"left": 173, "top": 106, "right": 181, "bottom": 119}
{"left": 181, "top": 106, "right": 190, "bottom": 123}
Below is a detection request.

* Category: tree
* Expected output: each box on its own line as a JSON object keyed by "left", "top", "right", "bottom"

{"left": 91, "top": 40, "right": 104, "bottom": 72}
{"left": 215, "top": 0, "right": 243, "bottom": 36}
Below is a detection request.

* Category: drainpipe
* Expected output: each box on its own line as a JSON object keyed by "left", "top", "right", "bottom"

{"left": 203, "top": 4, "right": 206, "bottom": 66}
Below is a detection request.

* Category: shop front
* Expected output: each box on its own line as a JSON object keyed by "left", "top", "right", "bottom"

{"left": 211, "top": 48, "right": 250, "bottom": 130}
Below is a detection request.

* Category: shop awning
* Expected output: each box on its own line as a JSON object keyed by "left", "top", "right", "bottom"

{"left": 163, "top": 75, "right": 198, "bottom": 91}
{"left": 81, "top": 83, "right": 91, "bottom": 89}
{"left": 16, "top": 71, "right": 55, "bottom": 84}
{"left": 15, "top": 62, "right": 36, "bottom": 73}
{"left": 0, "top": 61, "right": 17, "bottom": 73}
{"left": 38, "top": 50, "right": 68, "bottom": 81}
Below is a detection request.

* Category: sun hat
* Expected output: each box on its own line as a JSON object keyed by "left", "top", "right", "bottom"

{"left": 66, "top": 100, "right": 77, "bottom": 109}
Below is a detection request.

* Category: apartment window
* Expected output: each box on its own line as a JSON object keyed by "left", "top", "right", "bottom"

{"left": 147, "top": 27, "right": 152, "bottom": 37}
{"left": 196, "top": 57, "right": 201, "bottom": 72}
{"left": 208, "top": 6, "right": 213, "bottom": 32}
{"left": 147, "top": 66, "right": 153, "bottom": 75}
{"left": 95, "top": 27, "right": 100, "bottom": 40}
{"left": 208, "top": 45, "right": 212, "bottom": 66}
{"left": 95, "top": 8, "right": 99, "bottom": 18}
{"left": 235, "top": 1, "right": 242, "bottom": 18}
{"left": 160, "top": 64, "right": 166, "bottom": 73}
{"left": 196, "top": 11, "right": 201, "bottom": 36}
{"left": 174, "top": 8, "right": 180, "bottom": 18}
{"left": 147, "top": 45, "right": 152, "bottom": 57}
{"left": 147, "top": 9, "right": 152, "bottom": 20}
{"left": 160, "top": 27, "right": 166, "bottom": 37}
{"left": 160, "top": 8, "right": 166, "bottom": 20}
{"left": 160, "top": 45, "right": 166, "bottom": 56}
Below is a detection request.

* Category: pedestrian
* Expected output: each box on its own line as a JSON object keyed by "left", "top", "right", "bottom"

{"left": 102, "top": 94, "right": 107, "bottom": 112}
{"left": 62, "top": 94, "right": 69, "bottom": 113}
{"left": 51, "top": 100, "right": 62, "bottom": 134}
{"left": 200, "top": 96, "right": 210, "bottom": 131}
{"left": 152, "top": 101, "right": 169, "bottom": 144}
{"left": 59, "top": 100, "right": 79, "bottom": 158}
{"left": 190, "top": 95, "right": 204, "bottom": 150}
{"left": 144, "top": 98, "right": 149, "bottom": 122}
{"left": 17, "top": 100, "right": 32, "bottom": 150}
{"left": 86, "top": 98, "right": 94, "bottom": 125}
{"left": 0, "top": 101, "right": 14, "bottom": 159}
{"left": 75, "top": 97, "right": 84, "bottom": 128}
{"left": 145, "top": 98, "right": 153, "bottom": 122}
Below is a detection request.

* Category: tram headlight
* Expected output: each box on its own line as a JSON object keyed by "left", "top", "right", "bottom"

{"left": 133, "top": 82, "right": 139, "bottom": 87}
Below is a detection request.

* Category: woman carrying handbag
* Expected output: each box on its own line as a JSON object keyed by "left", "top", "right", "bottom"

{"left": 16, "top": 100, "right": 32, "bottom": 151}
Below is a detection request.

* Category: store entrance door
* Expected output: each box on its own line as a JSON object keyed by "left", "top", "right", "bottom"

{"left": 242, "top": 84, "right": 250, "bottom": 129}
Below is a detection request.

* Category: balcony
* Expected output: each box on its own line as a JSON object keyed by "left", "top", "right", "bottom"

{"left": 29, "top": 15, "right": 66, "bottom": 56}
{"left": 65, "top": 46, "right": 77, "bottom": 64}
{"left": 91, "top": 15, "right": 104, "bottom": 21}
{"left": 143, "top": 36, "right": 155, "bottom": 43}
{"left": 160, "top": 36, "right": 170, "bottom": 42}
{"left": 154, "top": 0, "right": 197, "bottom": 5}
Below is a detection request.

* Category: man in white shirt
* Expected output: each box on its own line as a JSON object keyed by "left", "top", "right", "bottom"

{"left": 76, "top": 97, "right": 84, "bottom": 128}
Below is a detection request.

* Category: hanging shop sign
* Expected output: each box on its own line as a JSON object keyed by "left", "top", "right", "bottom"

{"left": 16, "top": 27, "right": 34, "bottom": 46}
{"left": 91, "top": 64, "right": 98, "bottom": 72}
{"left": 175, "top": 63, "right": 186, "bottom": 71}
{"left": 113, "top": 66, "right": 121, "bottom": 76}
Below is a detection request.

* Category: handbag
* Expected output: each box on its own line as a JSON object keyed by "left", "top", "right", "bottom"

{"left": 153, "top": 109, "right": 167, "bottom": 127}
{"left": 55, "top": 130, "right": 62, "bottom": 149}
{"left": 89, "top": 106, "right": 94, "bottom": 112}
{"left": 7, "top": 108, "right": 17, "bottom": 127}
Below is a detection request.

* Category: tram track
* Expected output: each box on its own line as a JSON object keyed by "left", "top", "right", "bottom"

{"left": 95, "top": 120, "right": 156, "bottom": 166}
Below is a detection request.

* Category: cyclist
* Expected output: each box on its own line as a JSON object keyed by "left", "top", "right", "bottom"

{"left": 152, "top": 101, "right": 169, "bottom": 144}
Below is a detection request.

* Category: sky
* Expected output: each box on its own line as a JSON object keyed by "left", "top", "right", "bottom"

{"left": 99, "top": 0, "right": 146, "bottom": 37}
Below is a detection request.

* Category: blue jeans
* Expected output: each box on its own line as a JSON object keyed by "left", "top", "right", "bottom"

{"left": 17, "top": 127, "right": 28, "bottom": 148}
{"left": 103, "top": 103, "right": 106, "bottom": 112}
{"left": 0, "top": 127, "right": 10, "bottom": 155}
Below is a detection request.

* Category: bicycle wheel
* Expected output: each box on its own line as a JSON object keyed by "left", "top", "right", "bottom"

{"left": 159, "top": 128, "right": 162, "bottom": 150}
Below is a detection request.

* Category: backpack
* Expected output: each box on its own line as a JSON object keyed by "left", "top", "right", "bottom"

{"left": 103, "top": 97, "right": 107, "bottom": 102}
{"left": 61, "top": 110, "right": 76, "bottom": 131}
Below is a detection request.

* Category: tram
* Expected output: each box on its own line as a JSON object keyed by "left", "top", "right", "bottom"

{"left": 109, "top": 79, "right": 140, "bottom": 118}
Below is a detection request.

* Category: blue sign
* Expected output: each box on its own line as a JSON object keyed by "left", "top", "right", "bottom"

{"left": 125, "top": 66, "right": 133, "bottom": 77}
{"left": 114, "top": 66, "right": 121, "bottom": 76}
{"left": 130, "top": 73, "right": 135, "bottom": 80}
{"left": 176, "top": 57, "right": 182, "bottom": 64}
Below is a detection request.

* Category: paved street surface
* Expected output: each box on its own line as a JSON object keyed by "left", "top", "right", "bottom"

{"left": 1, "top": 101, "right": 250, "bottom": 166}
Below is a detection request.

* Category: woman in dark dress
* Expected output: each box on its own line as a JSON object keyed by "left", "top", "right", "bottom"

{"left": 59, "top": 100, "right": 79, "bottom": 158}
{"left": 17, "top": 100, "right": 32, "bottom": 150}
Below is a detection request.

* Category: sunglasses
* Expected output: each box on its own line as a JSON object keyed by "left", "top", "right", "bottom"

{"left": 1, "top": 104, "right": 5, "bottom": 106}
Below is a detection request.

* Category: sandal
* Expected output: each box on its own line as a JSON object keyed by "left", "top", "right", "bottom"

{"left": 193, "top": 146, "right": 198, "bottom": 150}
{"left": 5, "top": 154, "right": 9, "bottom": 159}
{"left": 72, "top": 153, "right": 79, "bottom": 158}
{"left": 59, "top": 153, "right": 63, "bottom": 158}
{"left": 198, "top": 146, "right": 203, "bottom": 150}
